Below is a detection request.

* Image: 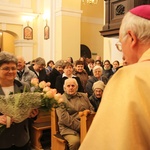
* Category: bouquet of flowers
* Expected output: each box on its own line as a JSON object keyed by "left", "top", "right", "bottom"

{"left": 0, "top": 78, "right": 66, "bottom": 133}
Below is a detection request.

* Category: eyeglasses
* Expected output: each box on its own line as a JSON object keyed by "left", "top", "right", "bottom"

{"left": 115, "top": 34, "right": 128, "bottom": 52}
{"left": 0, "top": 67, "right": 17, "bottom": 72}
{"left": 115, "top": 41, "right": 122, "bottom": 52}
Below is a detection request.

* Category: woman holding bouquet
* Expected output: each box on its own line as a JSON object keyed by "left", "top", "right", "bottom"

{"left": 0, "top": 51, "right": 38, "bottom": 150}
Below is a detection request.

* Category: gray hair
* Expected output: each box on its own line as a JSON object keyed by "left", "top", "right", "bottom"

{"left": 63, "top": 78, "right": 78, "bottom": 90}
{"left": 34, "top": 57, "right": 46, "bottom": 66}
{"left": 55, "top": 60, "right": 65, "bottom": 68}
{"left": 0, "top": 51, "right": 18, "bottom": 67}
{"left": 120, "top": 12, "right": 150, "bottom": 45}
{"left": 93, "top": 65, "right": 103, "bottom": 73}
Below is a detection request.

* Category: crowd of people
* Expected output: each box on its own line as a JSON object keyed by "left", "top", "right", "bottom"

{"left": 1, "top": 4, "right": 149, "bottom": 150}
{"left": 31, "top": 56, "right": 121, "bottom": 96}
{"left": 25, "top": 55, "right": 121, "bottom": 99}
{"left": 0, "top": 50, "right": 120, "bottom": 150}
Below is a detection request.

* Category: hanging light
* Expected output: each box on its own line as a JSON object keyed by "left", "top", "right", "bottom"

{"left": 82, "top": 0, "right": 99, "bottom": 4}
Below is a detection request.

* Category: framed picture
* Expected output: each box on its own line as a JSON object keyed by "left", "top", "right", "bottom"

{"left": 24, "top": 26, "right": 33, "bottom": 40}
{"left": 44, "top": 25, "right": 49, "bottom": 40}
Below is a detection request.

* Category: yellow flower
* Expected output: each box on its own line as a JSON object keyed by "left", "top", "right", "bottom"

{"left": 43, "top": 87, "right": 51, "bottom": 93}
{"left": 39, "top": 81, "right": 47, "bottom": 89}
{"left": 57, "top": 97, "right": 64, "bottom": 103}
{"left": 46, "top": 82, "right": 51, "bottom": 87}
{"left": 45, "top": 90, "right": 54, "bottom": 99}
{"left": 31, "top": 78, "right": 39, "bottom": 87}
{"left": 54, "top": 93, "right": 62, "bottom": 101}
{"left": 51, "top": 89, "right": 57, "bottom": 95}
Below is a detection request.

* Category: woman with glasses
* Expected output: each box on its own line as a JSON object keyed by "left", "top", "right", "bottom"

{"left": 0, "top": 51, "right": 38, "bottom": 150}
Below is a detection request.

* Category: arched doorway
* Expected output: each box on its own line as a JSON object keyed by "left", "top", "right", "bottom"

{"left": 80, "top": 44, "right": 91, "bottom": 58}
{"left": 0, "top": 30, "right": 18, "bottom": 54}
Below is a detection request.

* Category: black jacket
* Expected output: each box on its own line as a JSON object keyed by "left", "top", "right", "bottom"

{"left": 89, "top": 94, "right": 102, "bottom": 112}
{"left": 48, "top": 68, "right": 61, "bottom": 88}
{"left": 28, "top": 65, "right": 49, "bottom": 82}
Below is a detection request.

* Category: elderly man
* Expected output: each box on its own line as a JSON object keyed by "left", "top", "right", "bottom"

{"left": 28, "top": 57, "right": 49, "bottom": 82}
{"left": 89, "top": 80, "right": 105, "bottom": 112}
{"left": 56, "top": 78, "right": 94, "bottom": 150}
{"left": 79, "top": 5, "right": 150, "bottom": 150}
{"left": 15, "top": 56, "right": 37, "bottom": 85}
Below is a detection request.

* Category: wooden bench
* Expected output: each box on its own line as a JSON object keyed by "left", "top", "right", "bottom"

{"left": 51, "top": 109, "right": 95, "bottom": 150}
{"left": 79, "top": 110, "right": 95, "bottom": 143}
{"left": 51, "top": 108, "right": 68, "bottom": 150}
{"left": 30, "top": 110, "right": 51, "bottom": 150}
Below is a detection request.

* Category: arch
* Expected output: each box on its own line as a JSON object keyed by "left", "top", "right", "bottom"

{"left": 0, "top": 30, "right": 18, "bottom": 53}
{"left": 80, "top": 44, "right": 91, "bottom": 59}
{"left": 4, "top": 30, "right": 18, "bottom": 38}
{"left": 0, "top": 30, "right": 18, "bottom": 38}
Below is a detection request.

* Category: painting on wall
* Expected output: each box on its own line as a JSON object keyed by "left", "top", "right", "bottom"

{"left": 44, "top": 25, "right": 49, "bottom": 40}
{"left": 24, "top": 26, "right": 33, "bottom": 40}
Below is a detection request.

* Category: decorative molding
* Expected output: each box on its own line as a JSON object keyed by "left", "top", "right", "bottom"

{"left": 0, "top": 0, "right": 38, "bottom": 24}
{"left": 0, "top": 10, "right": 38, "bottom": 18}
{"left": 0, "top": 0, "right": 32, "bottom": 12}
{"left": 0, "top": 9, "right": 39, "bottom": 26}
{"left": 81, "top": 16, "right": 103, "bottom": 25}
{"left": 56, "top": 8, "right": 83, "bottom": 17}
{"left": 0, "top": 16, "right": 23, "bottom": 25}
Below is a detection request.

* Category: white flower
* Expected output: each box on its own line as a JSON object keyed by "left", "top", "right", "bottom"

{"left": 30, "top": 87, "right": 36, "bottom": 92}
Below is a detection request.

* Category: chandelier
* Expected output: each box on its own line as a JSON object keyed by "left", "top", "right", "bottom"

{"left": 82, "top": 0, "right": 99, "bottom": 4}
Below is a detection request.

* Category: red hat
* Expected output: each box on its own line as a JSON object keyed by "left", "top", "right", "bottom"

{"left": 130, "top": 5, "right": 150, "bottom": 20}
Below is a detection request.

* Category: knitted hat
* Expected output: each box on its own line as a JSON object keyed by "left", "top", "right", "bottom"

{"left": 92, "top": 81, "right": 105, "bottom": 91}
{"left": 130, "top": 5, "right": 150, "bottom": 20}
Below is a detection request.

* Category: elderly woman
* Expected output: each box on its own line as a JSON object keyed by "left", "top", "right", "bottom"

{"left": 56, "top": 78, "right": 94, "bottom": 150}
{"left": 86, "top": 65, "right": 108, "bottom": 97}
{"left": 0, "top": 51, "right": 38, "bottom": 150}
{"left": 89, "top": 80, "right": 105, "bottom": 112}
